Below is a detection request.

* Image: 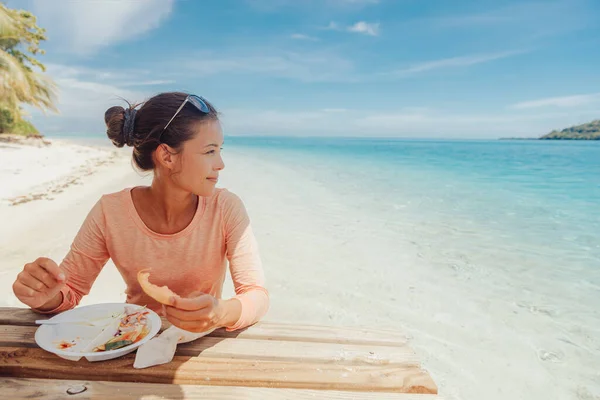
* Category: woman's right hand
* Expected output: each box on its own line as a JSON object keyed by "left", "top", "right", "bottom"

{"left": 12, "top": 257, "right": 66, "bottom": 310}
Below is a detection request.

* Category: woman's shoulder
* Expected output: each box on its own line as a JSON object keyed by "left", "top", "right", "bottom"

{"left": 76, "top": 188, "right": 131, "bottom": 229}
{"left": 98, "top": 187, "right": 130, "bottom": 204}
{"left": 92, "top": 187, "right": 132, "bottom": 216}
{"left": 208, "top": 188, "right": 251, "bottom": 228}
{"left": 210, "top": 188, "right": 245, "bottom": 211}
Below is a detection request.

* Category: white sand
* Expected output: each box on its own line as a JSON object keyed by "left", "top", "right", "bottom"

{"left": 0, "top": 139, "right": 598, "bottom": 400}
{"left": 0, "top": 139, "right": 116, "bottom": 206}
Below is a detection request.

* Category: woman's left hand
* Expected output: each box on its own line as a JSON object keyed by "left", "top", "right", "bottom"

{"left": 163, "top": 292, "right": 240, "bottom": 333}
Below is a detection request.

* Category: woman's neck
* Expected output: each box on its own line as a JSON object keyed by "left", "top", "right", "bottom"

{"left": 131, "top": 178, "right": 199, "bottom": 235}
{"left": 148, "top": 179, "right": 198, "bottom": 223}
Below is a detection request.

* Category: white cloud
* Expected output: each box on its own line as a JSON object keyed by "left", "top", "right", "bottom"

{"left": 290, "top": 33, "right": 320, "bottom": 41}
{"left": 347, "top": 21, "right": 380, "bottom": 36}
{"left": 30, "top": 0, "right": 174, "bottom": 55}
{"left": 388, "top": 50, "right": 526, "bottom": 76}
{"left": 510, "top": 93, "right": 600, "bottom": 109}
{"left": 325, "top": 21, "right": 380, "bottom": 36}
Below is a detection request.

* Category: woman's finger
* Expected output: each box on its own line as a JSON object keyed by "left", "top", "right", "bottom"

{"left": 13, "top": 279, "right": 37, "bottom": 299}
{"left": 164, "top": 305, "right": 212, "bottom": 322}
{"left": 35, "top": 257, "right": 66, "bottom": 282}
{"left": 165, "top": 313, "right": 209, "bottom": 333}
{"left": 18, "top": 272, "right": 47, "bottom": 292}
{"left": 25, "top": 267, "right": 56, "bottom": 290}
{"left": 12, "top": 280, "right": 49, "bottom": 308}
{"left": 170, "top": 293, "right": 214, "bottom": 311}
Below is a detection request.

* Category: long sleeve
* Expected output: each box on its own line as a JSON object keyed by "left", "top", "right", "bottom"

{"left": 220, "top": 190, "right": 269, "bottom": 331}
{"left": 34, "top": 198, "right": 110, "bottom": 314}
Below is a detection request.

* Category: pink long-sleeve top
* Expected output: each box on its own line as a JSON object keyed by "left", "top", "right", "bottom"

{"left": 39, "top": 187, "right": 269, "bottom": 331}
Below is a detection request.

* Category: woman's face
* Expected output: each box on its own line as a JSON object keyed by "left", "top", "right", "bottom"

{"left": 171, "top": 119, "right": 225, "bottom": 197}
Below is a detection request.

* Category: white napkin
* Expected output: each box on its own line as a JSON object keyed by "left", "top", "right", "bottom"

{"left": 133, "top": 325, "right": 215, "bottom": 369}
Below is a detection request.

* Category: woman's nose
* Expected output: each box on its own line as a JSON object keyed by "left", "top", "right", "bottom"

{"left": 216, "top": 154, "right": 225, "bottom": 170}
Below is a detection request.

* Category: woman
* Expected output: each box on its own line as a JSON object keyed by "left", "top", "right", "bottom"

{"left": 12, "top": 92, "right": 269, "bottom": 333}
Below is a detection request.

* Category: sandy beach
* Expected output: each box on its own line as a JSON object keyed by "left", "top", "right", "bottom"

{"left": 1, "top": 137, "right": 598, "bottom": 400}
{"left": 0, "top": 138, "right": 134, "bottom": 307}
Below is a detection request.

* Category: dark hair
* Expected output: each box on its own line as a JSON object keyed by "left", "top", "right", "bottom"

{"left": 104, "top": 92, "right": 218, "bottom": 171}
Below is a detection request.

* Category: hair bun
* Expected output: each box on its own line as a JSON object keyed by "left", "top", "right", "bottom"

{"left": 105, "top": 106, "right": 127, "bottom": 148}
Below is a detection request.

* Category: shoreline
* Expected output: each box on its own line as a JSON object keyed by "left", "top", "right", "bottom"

{"left": 0, "top": 133, "right": 51, "bottom": 145}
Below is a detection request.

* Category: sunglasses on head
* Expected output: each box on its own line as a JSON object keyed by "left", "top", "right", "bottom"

{"left": 160, "top": 94, "right": 210, "bottom": 137}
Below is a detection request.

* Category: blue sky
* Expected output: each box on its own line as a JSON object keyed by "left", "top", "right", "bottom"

{"left": 8, "top": 0, "right": 600, "bottom": 138}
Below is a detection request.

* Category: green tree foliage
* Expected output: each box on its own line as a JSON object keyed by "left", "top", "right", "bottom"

{"left": 541, "top": 120, "right": 600, "bottom": 140}
{"left": 0, "top": 3, "right": 57, "bottom": 135}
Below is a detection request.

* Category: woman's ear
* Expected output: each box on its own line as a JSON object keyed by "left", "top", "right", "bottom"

{"left": 154, "top": 143, "right": 177, "bottom": 170}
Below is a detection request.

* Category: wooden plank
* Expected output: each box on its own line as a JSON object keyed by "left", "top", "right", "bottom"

{"left": 0, "top": 347, "right": 438, "bottom": 394}
{"left": 0, "top": 325, "right": 36, "bottom": 347}
{"left": 203, "top": 321, "right": 408, "bottom": 347}
{"left": 0, "top": 307, "right": 407, "bottom": 346}
{"left": 1, "top": 378, "right": 444, "bottom": 399}
{"left": 0, "top": 325, "right": 417, "bottom": 367}
{"left": 0, "top": 307, "right": 39, "bottom": 326}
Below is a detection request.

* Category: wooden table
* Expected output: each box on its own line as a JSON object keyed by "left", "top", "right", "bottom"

{"left": 0, "top": 307, "right": 439, "bottom": 399}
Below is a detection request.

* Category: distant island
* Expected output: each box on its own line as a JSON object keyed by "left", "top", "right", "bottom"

{"left": 540, "top": 119, "right": 600, "bottom": 140}
{"left": 500, "top": 119, "right": 600, "bottom": 140}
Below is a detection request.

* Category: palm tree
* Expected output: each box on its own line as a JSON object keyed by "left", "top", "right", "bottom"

{"left": 0, "top": 3, "right": 57, "bottom": 124}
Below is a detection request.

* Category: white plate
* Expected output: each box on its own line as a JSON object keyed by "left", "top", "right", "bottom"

{"left": 34, "top": 303, "right": 161, "bottom": 362}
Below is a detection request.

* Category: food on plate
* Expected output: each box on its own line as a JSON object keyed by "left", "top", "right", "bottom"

{"left": 137, "top": 269, "right": 180, "bottom": 306}
{"left": 53, "top": 307, "right": 151, "bottom": 353}
{"left": 57, "top": 340, "right": 77, "bottom": 350}
{"left": 92, "top": 308, "right": 151, "bottom": 352}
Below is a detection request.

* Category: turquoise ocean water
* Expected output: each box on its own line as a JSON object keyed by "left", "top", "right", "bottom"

{"left": 226, "top": 137, "right": 600, "bottom": 271}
